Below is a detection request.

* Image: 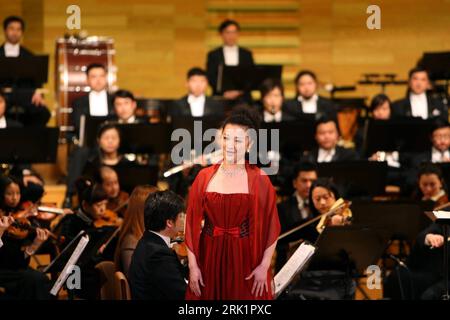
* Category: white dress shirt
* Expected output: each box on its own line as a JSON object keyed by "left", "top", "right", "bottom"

{"left": 410, "top": 93, "right": 428, "bottom": 119}
{"left": 187, "top": 94, "right": 206, "bottom": 117}
{"left": 432, "top": 147, "right": 450, "bottom": 163}
{"left": 4, "top": 42, "right": 20, "bottom": 57}
{"left": 0, "top": 237, "right": 3, "bottom": 249}
{"left": 295, "top": 192, "right": 310, "bottom": 220}
{"left": 89, "top": 90, "right": 108, "bottom": 116}
{"left": 223, "top": 45, "right": 239, "bottom": 66}
{"left": 264, "top": 110, "right": 282, "bottom": 123}
{"left": 0, "top": 116, "right": 6, "bottom": 129}
{"left": 299, "top": 94, "right": 319, "bottom": 114}
{"left": 150, "top": 231, "right": 171, "bottom": 248}
{"left": 118, "top": 115, "right": 136, "bottom": 124}
{"left": 317, "top": 147, "right": 336, "bottom": 163}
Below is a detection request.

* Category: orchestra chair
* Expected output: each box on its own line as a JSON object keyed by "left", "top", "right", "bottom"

{"left": 114, "top": 271, "right": 131, "bottom": 300}
{"left": 95, "top": 261, "right": 116, "bottom": 300}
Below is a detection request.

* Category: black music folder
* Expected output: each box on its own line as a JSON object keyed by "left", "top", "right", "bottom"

{"left": 0, "top": 127, "right": 59, "bottom": 163}
{"left": 217, "top": 64, "right": 282, "bottom": 93}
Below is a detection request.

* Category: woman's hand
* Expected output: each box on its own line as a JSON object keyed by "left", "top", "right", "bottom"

{"left": 245, "top": 264, "right": 269, "bottom": 297}
{"left": 425, "top": 233, "right": 445, "bottom": 248}
{"left": 189, "top": 265, "right": 205, "bottom": 297}
{"left": 330, "top": 214, "right": 345, "bottom": 226}
{"left": 33, "top": 228, "right": 50, "bottom": 245}
{"left": 0, "top": 216, "right": 14, "bottom": 236}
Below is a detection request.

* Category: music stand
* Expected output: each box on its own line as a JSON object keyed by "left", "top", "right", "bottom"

{"left": 217, "top": 64, "right": 282, "bottom": 93}
{"left": 351, "top": 200, "right": 434, "bottom": 245}
{"left": 261, "top": 119, "right": 316, "bottom": 157}
{"left": 0, "top": 56, "right": 49, "bottom": 87}
{"left": 114, "top": 164, "right": 159, "bottom": 194}
{"left": 0, "top": 127, "right": 59, "bottom": 163}
{"left": 425, "top": 210, "right": 450, "bottom": 300}
{"left": 363, "top": 119, "right": 435, "bottom": 156}
{"left": 317, "top": 161, "right": 388, "bottom": 198}
{"left": 418, "top": 52, "right": 450, "bottom": 81}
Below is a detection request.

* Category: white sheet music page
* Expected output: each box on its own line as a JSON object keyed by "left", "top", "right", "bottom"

{"left": 50, "top": 234, "right": 90, "bottom": 296}
{"left": 433, "top": 211, "right": 450, "bottom": 220}
{"left": 274, "top": 242, "right": 316, "bottom": 297}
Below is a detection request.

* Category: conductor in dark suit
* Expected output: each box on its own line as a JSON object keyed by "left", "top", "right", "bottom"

{"left": 170, "top": 68, "right": 224, "bottom": 118}
{"left": 129, "top": 190, "right": 187, "bottom": 300}
{"left": 392, "top": 67, "right": 448, "bottom": 121}
{"left": 302, "top": 116, "right": 359, "bottom": 163}
{"left": 285, "top": 70, "right": 337, "bottom": 121}
{"left": 206, "top": 19, "right": 254, "bottom": 102}
{"left": 0, "top": 16, "right": 50, "bottom": 127}
{"left": 71, "top": 63, "right": 115, "bottom": 138}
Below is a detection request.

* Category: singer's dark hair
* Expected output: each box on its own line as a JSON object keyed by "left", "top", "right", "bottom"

{"left": 221, "top": 105, "right": 261, "bottom": 132}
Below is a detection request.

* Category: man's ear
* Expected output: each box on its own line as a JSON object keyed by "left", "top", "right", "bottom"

{"left": 166, "top": 219, "right": 174, "bottom": 229}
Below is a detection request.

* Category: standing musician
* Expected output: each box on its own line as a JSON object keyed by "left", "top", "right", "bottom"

{"left": 0, "top": 16, "right": 51, "bottom": 127}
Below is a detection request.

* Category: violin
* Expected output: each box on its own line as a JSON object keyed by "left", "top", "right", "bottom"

{"left": 94, "top": 209, "right": 123, "bottom": 228}
{"left": 6, "top": 214, "right": 58, "bottom": 241}
{"left": 172, "top": 231, "right": 188, "bottom": 265}
{"left": 316, "top": 198, "right": 352, "bottom": 234}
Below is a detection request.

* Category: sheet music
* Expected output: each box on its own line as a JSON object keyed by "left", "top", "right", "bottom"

{"left": 50, "top": 234, "right": 90, "bottom": 296}
{"left": 433, "top": 210, "right": 450, "bottom": 220}
{"left": 274, "top": 242, "right": 316, "bottom": 297}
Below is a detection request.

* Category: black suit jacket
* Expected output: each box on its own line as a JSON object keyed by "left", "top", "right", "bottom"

{"left": 4, "top": 118, "right": 23, "bottom": 128}
{"left": 392, "top": 94, "right": 448, "bottom": 121}
{"left": 128, "top": 231, "right": 186, "bottom": 300}
{"left": 71, "top": 93, "right": 115, "bottom": 137}
{"left": 284, "top": 96, "right": 338, "bottom": 121}
{"left": 302, "top": 146, "right": 359, "bottom": 163}
{"left": 170, "top": 95, "right": 224, "bottom": 117}
{"left": 0, "top": 44, "right": 33, "bottom": 57}
{"left": 206, "top": 46, "right": 254, "bottom": 95}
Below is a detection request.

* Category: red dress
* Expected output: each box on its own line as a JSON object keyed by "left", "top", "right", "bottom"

{"left": 185, "top": 163, "right": 281, "bottom": 300}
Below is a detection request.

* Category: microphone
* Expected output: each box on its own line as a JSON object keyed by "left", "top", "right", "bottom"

{"left": 388, "top": 254, "right": 408, "bottom": 269}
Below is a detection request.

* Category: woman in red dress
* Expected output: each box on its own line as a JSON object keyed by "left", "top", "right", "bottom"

{"left": 185, "top": 108, "right": 281, "bottom": 300}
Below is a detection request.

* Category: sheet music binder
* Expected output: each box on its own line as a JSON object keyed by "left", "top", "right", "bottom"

{"left": 274, "top": 242, "right": 316, "bottom": 298}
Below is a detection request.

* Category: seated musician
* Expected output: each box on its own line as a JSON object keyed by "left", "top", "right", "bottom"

{"left": 82, "top": 123, "right": 132, "bottom": 179}
{"left": 114, "top": 185, "right": 157, "bottom": 276}
{"left": 302, "top": 116, "right": 359, "bottom": 163}
{"left": 257, "top": 78, "right": 294, "bottom": 123}
{"left": 113, "top": 89, "right": 145, "bottom": 124}
{"left": 129, "top": 190, "right": 187, "bottom": 300}
{"left": 170, "top": 67, "right": 224, "bottom": 118}
{"left": 275, "top": 161, "right": 318, "bottom": 272}
{"left": 71, "top": 63, "right": 115, "bottom": 138}
{"left": 96, "top": 166, "right": 129, "bottom": 217}
{"left": 284, "top": 70, "right": 337, "bottom": 121}
{"left": 385, "top": 165, "right": 449, "bottom": 300}
{"left": 0, "top": 90, "right": 22, "bottom": 128}
{"left": 0, "top": 176, "right": 51, "bottom": 300}
{"left": 414, "top": 163, "right": 448, "bottom": 206}
{"left": 0, "top": 16, "right": 50, "bottom": 127}
{"left": 58, "top": 178, "right": 117, "bottom": 299}
{"left": 392, "top": 67, "right": 447, "bottom": 121}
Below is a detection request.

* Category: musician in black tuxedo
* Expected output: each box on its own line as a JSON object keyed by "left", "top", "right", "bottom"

{"left": 275, "top": 162, "right": 318, "bottom": 272}
{"left": 392, "top": 67, "right": 448, "bottom": 121}
{"left": 256, "top": 78, "right": 295, "bottom": 122}
{"left": 71, "top": 63, "right": 115, "bottom": 138}
{"left": 170, "top": 68, "right": 224, "bottom": 118}
{"left": 302, "top": 117, "right": 359, "bottom": 163}
{"left": 0, "top": 16, "right": 50, "bottom": 127}
{"left": 285, "top": 70, "right": 337, "bottom": 121}
{"left": 206, "top": 19, "right": 254, "bottom": 102}
{"left": 112, "top": 89, "right": 146, "bottom": 124}
{"left": 129, "top": 190, "right": 187, "bottom": 300}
